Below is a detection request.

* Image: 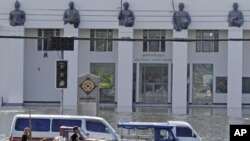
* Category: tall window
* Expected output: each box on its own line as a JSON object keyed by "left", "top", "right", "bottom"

{"left": 38, "top": 29, "right": 60, "bottom": 51}
{"left": 90, "top": 63, "right": 115, "bottom": 103}
{"left": 196, "top": 30, "right": 219, "bottom": 52}
{"left": 242, "top": 77, "right": 250, "bottom": 94}
{"left": 192, "top": 64, "right": 213, "bottom": 104}
{"left": 90, "top": 29, "right": 113, "bottom": 52}
{"left": 216, "top": 77, "right": 227, "bottom": 93}
{"left": 143, "top": 30, "right": 166, "bottom": 52}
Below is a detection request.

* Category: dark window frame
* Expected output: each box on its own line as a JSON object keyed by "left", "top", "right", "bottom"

{"left": 38, "top": 29, "right": 60, "bottom": 51}
{"left": 51, "top": 119, "right": 82, "bottom": 132}
{"left": 90, "top": 29, "right": 113, "bottom": 52}
{"left": 176, "top": 126, "right": 193, "bottom": 137}
{"left": 143, "top": 29, "right": 166, "bottom": 52}
{"left": 85, "top": 120, "right": 107, "bottom": 133}
{"left": 196, "top": 30, "right": 219, "bottom": 52}
{"left": 15, "top": 118, "right": 50, "bottom": 132}
{"left": 242, "top": 77, "right": 250, "bottom": 94}
{"left": 216, "top": 77, "right": 227, "bottom": 93}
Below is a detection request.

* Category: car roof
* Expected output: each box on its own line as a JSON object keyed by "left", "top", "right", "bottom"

{"left": 167, "top": 121, "right": 192, "bottom": 128}
{"left": 118, "top": 122, "right": 176, "bottom": 129}
{"left": 14, "top": 114, "right": 105, "bottom": 121}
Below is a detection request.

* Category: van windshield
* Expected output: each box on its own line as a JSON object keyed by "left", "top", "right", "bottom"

{"left": 15, "top": 118, "right": 50, "bottom": 131}
{"left": 176, "top": 126, "right": 193, "bottom": 137}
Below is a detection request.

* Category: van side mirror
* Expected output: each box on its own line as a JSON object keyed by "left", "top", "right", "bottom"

{"left": 105, "top": 128, "right": 110, "bottom": 133}
{"left": 193, "top": 134, "right": 197, "bottom": 138}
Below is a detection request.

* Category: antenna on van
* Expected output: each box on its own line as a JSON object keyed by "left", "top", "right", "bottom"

{"left": 29, "top": 110, "right": 32, "bottom": 141}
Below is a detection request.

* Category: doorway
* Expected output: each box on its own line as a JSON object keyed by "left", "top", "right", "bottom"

{"left": 140, "top": 64, "right": 168, "bottom": 104}
{"left": 192, "top": 64, "right": 213, "bottom": 104}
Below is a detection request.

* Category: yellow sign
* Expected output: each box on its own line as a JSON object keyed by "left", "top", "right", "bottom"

{"left": 80, "top": 78, "right": 96, "bottom": 95}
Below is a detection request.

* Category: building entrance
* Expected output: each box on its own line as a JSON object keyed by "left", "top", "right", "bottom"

{"left": 140, "top": 64, "right": 168, "bottom": 104}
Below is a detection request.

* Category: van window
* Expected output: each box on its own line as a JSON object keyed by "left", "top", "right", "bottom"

{"left": 86, "top": 120, "right": 107, "bottom": 133}
{"left": 52, "top": 119, "right": 82, "bottom": 132}
{"left": 176, "top": 126, "right": 193, "bottom": 137}
{"left": 15, "top": 118, "right": 50, "bottom": 132}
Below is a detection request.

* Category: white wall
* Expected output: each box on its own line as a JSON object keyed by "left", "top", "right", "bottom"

{"left": 0, "top": 29, "right": 11, "bottom": 103}
{"left": 24, "top": 29, "right": 60, "bottom": 102}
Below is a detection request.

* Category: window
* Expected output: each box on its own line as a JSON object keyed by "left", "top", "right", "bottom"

{"left": 15, "top": 118, "right": 50, "bottom": 132}
{"left": 143, "top": 30, "right": 165, "bottom": 52}
{"left": 52, "top": 119, "right": 82, "bottom": 132}
{"left": 140, "top": 64, "right": 168, "bottom": 104}
{"left": 192, "top": 64, "right": 213, "bottom": 104}
{"left": 90, "top": 29, "right": 113, "bottom": 52}
{"left": 38, "top": 29, "right": 60, "bottom": 51}
{"left": 242, "top": 77, "right": 250, "bottom": 94}
{"left": 196, "top": 30, "right": 219, "bottom": 52}
{"left": 216, "top": 77, "right": 227, "bottom": 93}
{"left": 90, "top": 63, "right": 115, "bottom": 103}
{"left": 176, "top": 127, "right": 193, "bottom": 137}
{"left": 86, "top": 120, "right": 107, "bottom": 133}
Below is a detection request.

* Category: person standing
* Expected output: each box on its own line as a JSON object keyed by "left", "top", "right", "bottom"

{"left": 21, "top": 127, "right": 31, "bottom": 141}
{"left": 70, "top": 126, "right": 84, "bottom": 141}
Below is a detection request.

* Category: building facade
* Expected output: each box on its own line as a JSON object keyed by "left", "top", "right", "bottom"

{"left": 0, "top": 0, "right": 250, "bottom": 114}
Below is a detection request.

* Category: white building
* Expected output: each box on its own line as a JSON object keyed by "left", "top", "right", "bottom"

{"left": 0, "top": 0, "right": 250, "bottom": 114}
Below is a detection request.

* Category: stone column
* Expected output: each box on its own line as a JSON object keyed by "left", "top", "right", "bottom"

{"left": 117, "top": 27, "right": 133, "bottom": 112}
{"left": 227, "top": 27, "right": 243, "bottom": 117}
{"left": 63, "top": 24, "right": 79, "bottom": 112}
{"left": 0, "top": 31, "right": 8, "bottom": 105}
{"left": 7, "top": 26, "right": 25, "bottom": 105}
{"left": 172, "top": 30, "right": 188, "bottom": 114}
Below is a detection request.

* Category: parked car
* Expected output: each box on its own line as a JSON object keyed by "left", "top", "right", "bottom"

{"left": 167, "top": 121, "right": 202, "bottom": 141}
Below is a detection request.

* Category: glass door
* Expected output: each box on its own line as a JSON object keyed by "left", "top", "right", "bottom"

{"left": 140, "top": 64, "right": 168, "bottom": 104}
{"left": 192, "top": 64, "right": 213, "bottom": 104}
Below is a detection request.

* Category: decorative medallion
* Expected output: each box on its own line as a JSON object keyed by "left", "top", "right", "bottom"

{"left": 79, "top": 77, "right": 96, "bottom": 95}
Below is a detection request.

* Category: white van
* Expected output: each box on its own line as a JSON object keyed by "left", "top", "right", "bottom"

{"left": 10, "top": 114, "right": 119, "bottom": 141}
{"left": 168, "top": 121, "right": 202, "bottom": 141}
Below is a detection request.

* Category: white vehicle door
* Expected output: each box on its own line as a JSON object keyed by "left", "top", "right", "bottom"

{"left": 175, "top": 126, "right": 199, "bottom": 141}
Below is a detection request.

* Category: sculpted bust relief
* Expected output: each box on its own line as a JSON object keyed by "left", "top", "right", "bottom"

{"left": 172, "top": 3, "right": 191, "bottom": 32}
{"left": 228, "top": 2, "right": 244, "bottom": 27}
{"left": 9, "top": 1, "right": 25, "bottom": 26}
{"left": 63, "top": 1, "right": 80, "bottom": 28}
{"left": 118, "top": 2, "right": 135, "bottom": 27}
